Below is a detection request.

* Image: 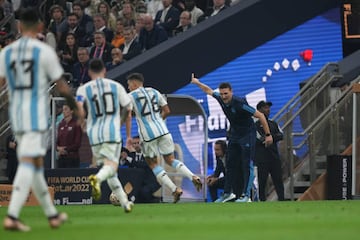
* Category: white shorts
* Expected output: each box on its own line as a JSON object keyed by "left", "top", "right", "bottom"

{"left": 91, "top": 143, "right": 121, "bottom": 166}
{"left": 15, "top": 131, "right": 47, "bottom": 159}
{"left": 142, "top": 134, "right": 174, "bottom": 158}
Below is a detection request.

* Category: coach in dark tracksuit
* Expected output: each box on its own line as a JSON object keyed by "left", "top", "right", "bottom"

{"left": 255, "top": 101, "right": 285, "bottom": 201}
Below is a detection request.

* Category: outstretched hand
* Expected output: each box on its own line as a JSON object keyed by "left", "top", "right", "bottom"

{"left": 191, "top": 73, "right": 199, "bottom": 84}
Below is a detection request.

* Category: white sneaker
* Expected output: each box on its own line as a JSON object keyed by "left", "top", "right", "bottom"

{"left": 214, "top": 193, "right": 236, "bottom": 203}
{"left": 235, "top": 196, "right": 252, "bottom": 203}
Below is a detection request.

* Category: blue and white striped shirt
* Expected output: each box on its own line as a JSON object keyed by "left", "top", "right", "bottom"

{"left": 129, "top": 87, "right": 169, "bottom": 142}
{"left": 76, "top": 78, "right": 130, "bottom": 145}
{"left": 0, "top": 37, "right": 64, "bottom": 133}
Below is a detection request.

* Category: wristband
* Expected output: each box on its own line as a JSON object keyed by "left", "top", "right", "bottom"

{"left": 265, "top": 133, "right": 271, "bottom": 137}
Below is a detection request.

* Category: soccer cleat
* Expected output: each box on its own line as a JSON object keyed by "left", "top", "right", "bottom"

{"left": 172, "top": 187, "right": 183, "bottom": 203}
{"left": 235, "top": 195, "right": 252, "bottom": 203}
{"left": 49, "top": 212, "right": 68, "bottom": 229}
{"left": 123, "top": 201, "right": 134, "bottom": 213}
{"left": 192, "top": 176, "right": 203, "bottom": 192}
{"left": 3, "top": 216, "right": 31, "bottom": 232}
{"left": 89, "top": 174, "right": 101, "bottom": 201}
{"left": 214, "top": 193, "right": 236, "bottom": 203}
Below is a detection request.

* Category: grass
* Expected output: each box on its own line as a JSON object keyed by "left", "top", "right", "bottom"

{"left": 0, "top": 200, "right": 360, "bottom": 240}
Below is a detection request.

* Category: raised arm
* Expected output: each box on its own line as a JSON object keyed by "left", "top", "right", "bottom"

{"left": 191, "top": 73, "right": 214, "bottom": 95}
{"left": 55, "top": 78, "right": 79, "bottom": 117}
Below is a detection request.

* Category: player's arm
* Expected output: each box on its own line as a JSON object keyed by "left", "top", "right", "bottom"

{"left": 0, "top": 77, "right": 5, "bottom": 88}
{"left": 253, "top": 110, "right": 273, "bottom": 147}
{"left": 191, "top": 73, "right": 214, "bottom": 95}
{"left": 55, "top": 78, "right": 78, "bottom": 114}
{"left": 161, "top": 104, "right": 170, "bottom": 120}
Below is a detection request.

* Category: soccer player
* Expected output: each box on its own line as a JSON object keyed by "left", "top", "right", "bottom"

{"left": 126, "top": 72, "right": 202, "bottom": 203}
{"left": 75, "top": 58, "right": 134, "bottom": 212}
{"left": 191, "top": 73, "right": 273, "bottom": 203}
{"left": 0, "top": 8, "right": 74, "bottom": 231}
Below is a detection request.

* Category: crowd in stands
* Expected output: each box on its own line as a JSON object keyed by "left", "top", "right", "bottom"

{"left": 0, "top": 0, "right": 237, "bottom": 92}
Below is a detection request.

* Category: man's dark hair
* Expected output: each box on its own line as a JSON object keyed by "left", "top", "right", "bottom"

{"left": 215, "top": 140, "right": 227, "bottom": 153}
{"left": 219, "top": 82, "right": 232, "bottom": 90}
{"left": 89, "top": 58, "right": 105, "bottom": 73}
{"left": 127, "top": 72, "right": 144, "bottom": 83}
{"left": 19, "top": 8, "right": 40, "bottom": 26}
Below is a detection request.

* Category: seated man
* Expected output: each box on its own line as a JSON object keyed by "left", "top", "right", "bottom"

{"left": 206, "top": 140, "right": 226, "bottom": 202}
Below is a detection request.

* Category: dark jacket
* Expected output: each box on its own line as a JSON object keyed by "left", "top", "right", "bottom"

{"left": 120, "top": 38, "right": 142, "bottom": 60}
{"left": 255, "top": 118, "right": 283, "bottom": 163}
{"left": 154, "top": 6, "right": 180, "bottom": 37}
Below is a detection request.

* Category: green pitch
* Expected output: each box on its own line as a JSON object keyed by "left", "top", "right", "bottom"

{"left": 1, "top": 200, "right": 359, "bottom": 240}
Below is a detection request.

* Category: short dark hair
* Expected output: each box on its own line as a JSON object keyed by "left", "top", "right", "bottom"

{"left": 215, "top": 140, "right": 227, "bottom": 153}
{"left": 89, "top": 58, "right": 105, "bottom": 73}
{"left": 19, "top": 8, "right": 40, "bottom": 26}
{"left": 127, "top": 72, "right": 144, "bottom": 83}
{"left": 218, "top": 82, "right": 232, "bottom": 90}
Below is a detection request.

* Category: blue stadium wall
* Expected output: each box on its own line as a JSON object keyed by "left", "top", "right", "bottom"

{"left": 117, "top": 0, "right": 342, "bottom": 200}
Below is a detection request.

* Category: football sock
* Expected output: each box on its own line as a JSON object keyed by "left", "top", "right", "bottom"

{"left": 96, "top": 165, "right": 115, "bottom": 183}
{"left": 171, "top": 159, "right": 193, "bottom": 180}
{"left": 31, "top": 167, "right": 57, "bottom": 217}
{"left": 7, "top": 162, "right": 35, "bottom": 219}
{"left": 107, "top": 175, "right": 128, "bottom": 206}
{"left": 152, "top": 165, "right": 177, "bottom": 192}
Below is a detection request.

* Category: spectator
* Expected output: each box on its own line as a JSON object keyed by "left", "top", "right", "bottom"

{"left": 59, "top": 32, "right": 79, "bottom": 73}
{"left": 138, "top": 14, "right": 168, "bottom": 51}
{"left": 111, "top": 17, "right": 125, "bottom": 48}
{"left": 92, "top": 13, "right": 114, "bottom": 43}
{"left": 119, "top": 147, "right": 132, "bottom": 167}
{"left": 154, "top": 0, "right": 180, "bottom": 37}
{"left": 105, "top": 47, "right": 125, "bottom": 70}
{"left": 118, "top": 1, "right": 136, "bottom": 23}
{"left": 134, "top": 13, "right": 145, "bottom": 36}
{"left": 6, "top": 132, "right": 18, "bottom": 184}
{"left": 72, "top": 47, "right": 91, "bottom": 88}
{"left": 97, "top": 1, "right": 117, "bottom": 32}
{"left": 120, "top": 24, "right": 142, "bottom": 60}
{"left": 56, "top": 103, "right": 83, "bottom": 168}
{"left": 47, "top": 5, "right": 66, "bottom": 40}
{"left": 58, "top": 13, "right": 86, "bottom": 49}
{"left": 129, "top": 135, "right": 146, "bottom": 167}
{"left": 72, "top": 1, "right": 94, "bottom": 47}
{"left": 173, "top": 10, "right": 192, "bottom": 36}
{"left": 126, "top": 136, "right": 161, "bottom": 203}
{"left": 255, "top": 101, "right": 285, "bottom": 201}
{"left": 206, "top": 140, "right": 226, "bottom": 202}
{"left": 147, "top": 0, "right": 163, "bottom": 19}
{"left": 184, "top": 0, "right": 203, "bottom": 26}
{"left": 90, "top": 31, "right": 113, "bottom": 63}
{"left": 197, "top": 0, "right": 228, "bottom": 23}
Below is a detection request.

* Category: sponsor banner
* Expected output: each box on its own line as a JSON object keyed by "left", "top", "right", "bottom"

{"left": 44, "top": 168, "right": 145, "bottom": 205}
{"left": 0, "top": 184, "right": 54, "bottom": 206}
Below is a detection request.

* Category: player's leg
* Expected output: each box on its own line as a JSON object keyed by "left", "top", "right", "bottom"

{"left": 143, "top": 140, "right": 182, "bottom": 203}
{"left": 32, "top": 160, "right": 68, "bottom": 228}
{"left": 88, "top": 145, "right": 111, "bottom": 200}
{"left": 160, "top": 134, "right": 203, "bottom": 192}
{"left": 107, "top": 174, "right": 133, "bottom": 212}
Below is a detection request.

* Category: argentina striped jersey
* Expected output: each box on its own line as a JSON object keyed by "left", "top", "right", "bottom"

{"left": 0, "top": 37, "right": 64, "bottom": 133}
{"left": 129, "top": 87, "right": 169, "bottom": 142}
{"left": 76, "top": 78, "right": 130, "bottom": 145}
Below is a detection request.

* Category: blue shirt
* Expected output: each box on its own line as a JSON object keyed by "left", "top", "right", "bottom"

{"left": 213, "top": 92, "right": 256, "bottom": 140}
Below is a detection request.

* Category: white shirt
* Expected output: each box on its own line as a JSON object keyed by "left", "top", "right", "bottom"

{"left": 76, "top": 78, "right": 131, "bottom": 145}
{"left": 0, "top": 37, "right": 63, "bottom": 133}
{"left": 128, "top": 87, "right": 169, "bottom": 142}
